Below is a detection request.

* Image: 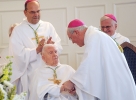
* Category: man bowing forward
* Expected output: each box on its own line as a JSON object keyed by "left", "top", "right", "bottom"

{"left": 63, "top": 19, "right": 136, "bottom": 100}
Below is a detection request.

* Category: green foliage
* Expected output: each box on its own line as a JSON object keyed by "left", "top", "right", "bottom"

{"left": 0, "top": 56, "right": 15, "bottom": 100}
{"left": 0, "top": 89, "right": 5, "bottom": 100}
{"left": 0, "top": 56, "right": 26, "bottom": 100}
{"left": 0, "top": 56, "right": 13, "bottom": 83}
{"left": 7, "top": 86, "right": 16, "bottom": 100}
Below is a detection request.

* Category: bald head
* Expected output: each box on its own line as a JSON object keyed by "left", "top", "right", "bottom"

{"left": 24, "top": 0, "right": 39, "bottom": 10}
{"left": 24, "top": 0, "right": 40, "bottom": 24}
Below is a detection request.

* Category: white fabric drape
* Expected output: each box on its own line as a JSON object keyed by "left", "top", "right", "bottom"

{"left": 71, "top": 26, "right": 136, "bottom": 100}
{"left": 111, "top": 32, "right": 130, "bottom": 45}
{"left": 29, "top": 64, "right": 77, "bottom": 100}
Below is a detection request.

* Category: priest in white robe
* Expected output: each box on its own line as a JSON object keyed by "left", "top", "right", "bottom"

{"left": 100, "top": 14, "right": 130, "bottom": 45}
{"left": 9, "top": 0, "right": 63, "bottom": 98}
{"left": 111, "top": 32, "right": 130, "bottom": 45}
{"left": 29, "top": 44, "right": 77, "bottom": 100}
{"left": 63, "top": 19, "right": 136, "bottom": 100}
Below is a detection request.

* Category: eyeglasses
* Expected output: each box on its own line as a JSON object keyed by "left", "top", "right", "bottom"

{"left": 27, "top": 10, "right": 41, "bottom": 15}
{"left": 101, "top": 25, "right": 112, "bottom": 30}
{"left": 69, "top": 31, "right": 75, "bottom": 40}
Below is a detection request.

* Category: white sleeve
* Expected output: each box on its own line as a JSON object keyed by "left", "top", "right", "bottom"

{"left": 29, "top": 48, "right": 37, "bottom": 62}
{"left": 37, "top": 83, "right": 61, "bottom": 99}
{"left": 47, "top": 85, "right": 61, "bottom": 97}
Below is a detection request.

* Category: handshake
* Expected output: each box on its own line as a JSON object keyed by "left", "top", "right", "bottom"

{"left": 61, "top": 80, "right": 76, "bottom": 95}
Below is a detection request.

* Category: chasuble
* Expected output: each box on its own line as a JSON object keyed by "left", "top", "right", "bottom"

{"left": 111, "top": 32, "right": 130, "bottom": 45}
{"left": 70, "top": 26, "right": 136, "bottom": 100}
{"left": 29, "top": 64, "right": 78, "bottom": 100}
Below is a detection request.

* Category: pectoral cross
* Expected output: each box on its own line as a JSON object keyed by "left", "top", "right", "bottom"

{"left": 48, "top": 74, "right": 61, "bottom": 85}
{"left": 113, "top": 39, "right": 123, "bottom": 53}
{"left": 28, "top": 24, "right": 44, "bottom": 44}
{"left": 31, "top": 34, "right": 44, "bottom": 44}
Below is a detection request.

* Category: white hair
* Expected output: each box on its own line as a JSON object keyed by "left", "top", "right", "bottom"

{"left": 100, "top": 16, "right": 117, "bottom": 24}
{"left": 42, "top": 44, "right": 57, "bottom": 55}
{"left": 67, "top": 25, "right": 87, "bottom": 34}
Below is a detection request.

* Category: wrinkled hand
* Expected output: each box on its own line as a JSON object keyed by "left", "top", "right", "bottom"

{"left": 69, "top": 88, "right": 76, "bottom": 95}
{"left": 36, "top": 39, "right": 45, "bottom": 54}
{"left": 47, "top": 37, "right": 54, "bottom": 44}
{"left": 62, "top": 80, "right": 75, "bottom": 93}
{"left": 61, "top": 83, "right": 76, "bottom": 95}
{"left": 60, "top": 85, "right": 65, "bottom": 93}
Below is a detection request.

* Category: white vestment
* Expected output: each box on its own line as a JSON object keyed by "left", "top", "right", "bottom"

{"left": 9, "top": 18, "right": 63, "bottom": 97}
{"left": 70, "top": 26, "right": 136, "bottom": 100}
{"left": 111, "top": 32, "right": 130, "bottom": 45}
{"left": 29, "top": 63, "right": 77, "bottom": 100}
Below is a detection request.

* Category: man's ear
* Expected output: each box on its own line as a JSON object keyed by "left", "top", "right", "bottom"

{"left": 115, "top": 23, "right": 117, "bottom": 30}
{"left": 41, "top": 55, "right": 44, "bottom": 61}
{"left": 24, "top": 10, "right": 27, "bottom": 17}
{"left": 74, "top": 30, "right": 80, "bottom": 36}
{"left": 42, "top": 55, "right": 48, "bottom": 63}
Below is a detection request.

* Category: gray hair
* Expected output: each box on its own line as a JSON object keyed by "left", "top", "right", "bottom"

{"left": 67, "top": 25, "right": 87, "bottom": 34}
{"left": 100, "top": 16, "right": 117, "bottom": 24}
{"left": 42, "top": 44, "right": 57, "bottom": 55}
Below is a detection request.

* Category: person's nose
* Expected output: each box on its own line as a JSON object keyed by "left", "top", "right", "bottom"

{"left": 34, "top": 12, "right": 39, "bottom": 16}
{"left": 33, "top": 11, "right": 39, "bottom": 17}
{"left": 53, "top": 52, "right": 57, "bottom": 56}
{"left": 102, "top": 28, "right": 107, "bottom": 32}
{"left": 72, "top": 40, "right": 75, "bottom": 44}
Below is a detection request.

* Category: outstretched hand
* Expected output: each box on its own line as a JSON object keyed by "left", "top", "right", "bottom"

{"left": 36, "top": 37, "right": 55, "bottom": 54}
{"left": 47, "top": 37, "right": 54, "bottom": 44}
{"left": 36, "top": 39, "right": 45, "bottom": 54}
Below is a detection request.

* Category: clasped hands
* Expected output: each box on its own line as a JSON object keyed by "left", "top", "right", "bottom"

{"left": 60, "top": 80, "right": 76, "bottom": 95}
{"left": 36, "top": 37, "right": 54, "bottom": 54}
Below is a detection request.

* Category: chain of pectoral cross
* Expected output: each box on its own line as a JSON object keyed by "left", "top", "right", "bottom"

{"left": 113, "top": 38, "right": 123, "bottom": 52}
{"left": 28, "top": 24, "right": 44, "bottom": 44}
{"left": 47, "top": 66, "right": 61, "bottom": 85}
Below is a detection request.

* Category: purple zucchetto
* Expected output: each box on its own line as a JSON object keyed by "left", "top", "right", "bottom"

{"left": 68, "top": 19, "right": 85, "bottom": 28}
{"left": 104, "top": 14, "right": 117, "bottom": 22}
{"left": 25, "top": 0, "right": 38, "bottom": 5}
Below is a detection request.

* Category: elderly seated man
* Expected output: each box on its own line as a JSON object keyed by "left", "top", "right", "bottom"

{"left": 29, "top": 44, "right": 78, "bottom": 100}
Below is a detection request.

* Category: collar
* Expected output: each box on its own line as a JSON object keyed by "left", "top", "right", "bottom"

{"left": 111, "top": 32, "right": 121, "bottom": 40}
{"left": 84, "top": 26, "right": 99, "bottom": 45}
{"left": 44, "top": 63, "right": 61, "bottom": 69}
{"left": 23, "top": 18, "right": 41, "bottom": 26}
{"left": 111, "top": 32, "right": 117, "bottom": 39}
